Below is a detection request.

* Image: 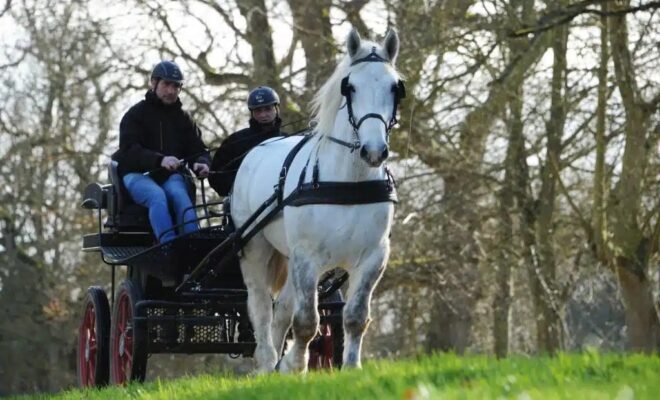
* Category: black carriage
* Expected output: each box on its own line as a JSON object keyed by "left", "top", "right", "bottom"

{"left": 77, "top": 161, "right": 345, "bottom": 386}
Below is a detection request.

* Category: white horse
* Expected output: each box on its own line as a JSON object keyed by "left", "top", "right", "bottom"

{"left": 231, "top": 28, "right": 403, "bottom": 373}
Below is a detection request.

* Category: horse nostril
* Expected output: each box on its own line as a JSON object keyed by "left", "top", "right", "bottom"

{"left": 381, "top": 148, "right": 389, "bottom": 160}
{"left": 360, "top": 146, "right": 368, "bottom": 159}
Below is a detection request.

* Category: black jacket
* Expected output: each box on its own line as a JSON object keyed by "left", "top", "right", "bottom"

{"left": 114, "top": 90, "right": 211, "bottom": 184}
{"left": 209, "top": 117, "right": 284, "bottom": 196}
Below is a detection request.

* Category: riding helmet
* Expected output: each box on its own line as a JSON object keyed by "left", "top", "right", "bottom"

{"left": 247, "top": 86, "right": 280, "bottom": 110}
{"left": 151, "top": 60, "right": 184, "bottom": 83}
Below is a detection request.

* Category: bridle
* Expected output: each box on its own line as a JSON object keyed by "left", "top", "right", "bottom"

{"left": 325, "top": 47, "right": 406, "bottom": 152}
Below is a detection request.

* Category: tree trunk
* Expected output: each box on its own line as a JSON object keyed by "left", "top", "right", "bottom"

{"left": 287, "top": 0, "right": 335, "bottom": 103}
{"left": 607, "top": 0, "right": 659, "bottom": 352}
{"left": 492, "top": 0, "right": 536, "bottom": 358}
{"left": 237, "top": 0, "right": 279, "bottom": 88}
{"left": 493, "top": 82, "right": 525, "bottom": 358}
{"left": 531, "top": 19, "right": 568, "bottom": 355}
{"left": 493, "top": 159, "right": 514, "bottom": 358}
{"left": 616, "top": 256, "right": 658, "bottom": 351}
{"left": 591, "top": 10, "right": 609, "bottom": 263}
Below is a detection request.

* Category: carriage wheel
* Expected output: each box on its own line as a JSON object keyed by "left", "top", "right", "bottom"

{"left": 77, "top": 286, "right": 110, "bottom": 387}
{"left": 110, "top": 279, "right": 148, "bottom": 384}
{"left": 308, "top": 290, "right": 344, "bottom": 370}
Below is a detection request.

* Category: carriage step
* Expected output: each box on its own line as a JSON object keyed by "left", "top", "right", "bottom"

{"left": 83, "top": 232, "right": 153, "bottom": 251}
{"left": 102, "top": 246, "right": 151, "bottom": 262}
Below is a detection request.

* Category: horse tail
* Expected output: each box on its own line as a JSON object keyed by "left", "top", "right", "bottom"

{"left": 268, "top": 250, "right": 288, "bottom": 295}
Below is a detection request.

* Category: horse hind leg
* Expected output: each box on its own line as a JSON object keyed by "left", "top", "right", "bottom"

{"left": 278, "top": 248, "right": 320, "bottom": 373}
{"left": 343, "top": 251, "right": 387, "bottom": 368}
{"left": 239, "top": 235, "right": 279, "bottom": 373}
{"left": 272, "top": 271, "right": 294, "bottom": 360}
{"left": 267, "top": 250, "right": 288, "bottom": 296}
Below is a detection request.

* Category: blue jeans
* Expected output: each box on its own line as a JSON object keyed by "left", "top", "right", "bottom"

{"left": 123, "top": 173, "right": 198, "bottom": 243}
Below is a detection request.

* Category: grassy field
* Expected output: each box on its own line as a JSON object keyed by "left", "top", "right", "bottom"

{"left": 17, "top": 352, "right": 660, "bottom": 399}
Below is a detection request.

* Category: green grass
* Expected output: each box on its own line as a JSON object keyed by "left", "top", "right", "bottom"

{"left": 17, "top": 352, "right": 660, "bottom": 399}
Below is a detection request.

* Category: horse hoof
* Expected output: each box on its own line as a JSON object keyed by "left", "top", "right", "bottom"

{"left": 274, "top": 358, "right": 282, "bottom": 372}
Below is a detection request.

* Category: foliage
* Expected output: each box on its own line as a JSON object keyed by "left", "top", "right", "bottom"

{"left": 13, "top": 352, "right": 660, "bottom": 400}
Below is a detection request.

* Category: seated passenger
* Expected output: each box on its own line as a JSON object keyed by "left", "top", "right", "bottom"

{"left": 113, "top": 60, "right": 210, "bottom": 243}
{"left": 209, "top": 86, "right": 285, "bottom": 197}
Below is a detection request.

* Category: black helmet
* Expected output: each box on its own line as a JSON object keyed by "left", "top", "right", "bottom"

{"left": 247, "top": 86, "right": 280, "bottom": 110}
{"left": 151, "top": 60, "right": 184, "bottom": 83}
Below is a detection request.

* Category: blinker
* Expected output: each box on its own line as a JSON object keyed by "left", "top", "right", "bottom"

{"left": 394, "top": 80, "right": 406, "bottom": 99}
{"left": 340, "top": 76, "right": 354, "bottom": 96}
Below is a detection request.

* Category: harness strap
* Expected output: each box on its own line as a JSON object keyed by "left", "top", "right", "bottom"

{"left": 285, "top": 180, "right": 397, "bottom": 206}
{"left": 325, "top": 135, "right": 361, "bottom": 152}
{"left": 277, "top": 135, "right": 313, "bottom": 203}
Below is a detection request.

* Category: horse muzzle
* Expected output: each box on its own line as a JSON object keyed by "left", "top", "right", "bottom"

{"left": 360, "top": 144, "right": 389, "bottom": 167}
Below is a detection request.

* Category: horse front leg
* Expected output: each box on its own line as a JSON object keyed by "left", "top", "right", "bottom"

{"left": 343, "top": 250, "right": 387, "bottom": 368}
{"left": 278, "top": 248, "right": 319, "bottom": 373}
{"left": 240, "top": 238, "right": 278, "bottom": 373}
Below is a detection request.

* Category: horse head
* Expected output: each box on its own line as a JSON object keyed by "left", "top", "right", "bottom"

{"left": 312, "top": 28, "right": 405, "bottom": 168}
{"left": 343, "top": 28, "right": 404, "bottom": 167}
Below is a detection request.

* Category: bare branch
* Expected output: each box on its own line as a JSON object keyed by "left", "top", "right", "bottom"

{"left": 0, "top": 0, "right": 11, "bottom": 18}
{"left": 0, "top": 50, "right": 27, "bottom": 70}
{"left": 509, "top": 0, "right": 660, "bottom": 38}
{"left": 195, "top": 0, "right": 246, "bottom": 41}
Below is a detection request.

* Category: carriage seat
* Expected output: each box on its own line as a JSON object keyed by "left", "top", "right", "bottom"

{"left": 82, "top": 161, "right": 199, "bottom": 233}
{"left": 80, "top": 163, "right": 152, "bottom": 233}
{"left": 103, "top": 160, "right": 152, "bottom": 231}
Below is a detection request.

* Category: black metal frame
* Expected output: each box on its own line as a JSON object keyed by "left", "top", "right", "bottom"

{"left": 80, "top": 170, "right": 346, "bottom": 359}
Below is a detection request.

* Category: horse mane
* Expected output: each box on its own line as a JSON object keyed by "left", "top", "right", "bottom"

{"left": 309, "top": 39, "right": 398, "bottom": 137}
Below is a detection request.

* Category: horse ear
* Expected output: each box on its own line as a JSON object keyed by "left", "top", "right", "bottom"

{"left": 347, "top": 28, "right": 361, "bottom": 58}
{"left": 383, "top": 28, "right": 400, "bottom": 64}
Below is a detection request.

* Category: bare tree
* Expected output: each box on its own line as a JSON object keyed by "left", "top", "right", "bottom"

{"left": 603, "top": 0, "right": 660, "bottom": 351}
{"left": 0, "top": 0, "right": 124, "bottom": 393}
{"left": 532, "top": 6, "right": 569, "bottom": 354}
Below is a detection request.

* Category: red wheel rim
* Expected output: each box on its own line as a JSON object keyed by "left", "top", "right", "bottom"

{"left": 309, "top": 310, "right": 334, "bottom": 370}
{"left": 112, "top": 291, "right": 134, "bottom": 384}
{"left": 79, "top": 302, "right": 98, "bottom": 387}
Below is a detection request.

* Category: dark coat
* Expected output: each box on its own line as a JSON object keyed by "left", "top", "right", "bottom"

{"left": 209, "top": 117, "right": 284, "bottom": 196}
{"left": 114, "top": 90, "right": 211, "bottom": 184}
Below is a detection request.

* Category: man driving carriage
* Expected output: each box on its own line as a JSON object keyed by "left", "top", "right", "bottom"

{"left": 208, "top": 86, "right": 286, "bottom": 197}
{"left": 113, "top": 60, "right": 211, "bottom": 243}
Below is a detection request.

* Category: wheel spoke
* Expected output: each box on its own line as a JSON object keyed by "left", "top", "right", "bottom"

{"left": 80, "top": 302, "right": 97, "bottom": 387}
{"left": 114, "top": 290, "right": 136, "bottom": 384}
